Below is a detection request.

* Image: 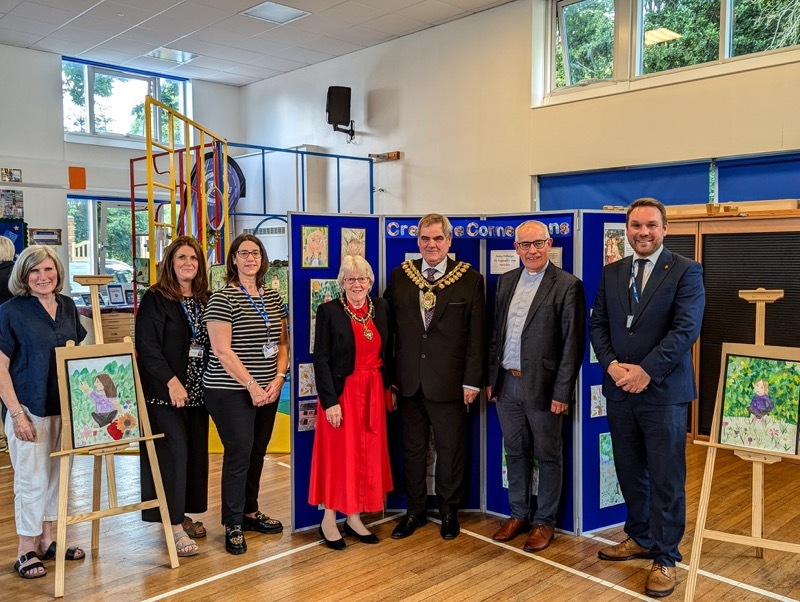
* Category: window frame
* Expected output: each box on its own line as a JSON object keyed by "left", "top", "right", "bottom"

{"left": 542, "top": 0, "right": 800, "bottom": 104}
{"left": 62, "top": 57, "right": 188, "bottom": 146}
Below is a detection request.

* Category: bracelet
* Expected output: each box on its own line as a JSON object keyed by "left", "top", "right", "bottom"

{"left": 276, "top": 373, "right": 286, "bottom": 379}
{"left": 245, "top": 379, "right": 256, "bottom": 390}
{"left": 9, "top": 409, "right": 24, "bottom": 419}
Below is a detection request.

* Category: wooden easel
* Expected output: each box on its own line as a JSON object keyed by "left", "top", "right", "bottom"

{"left": 684, "top": 288, "right": 800, "bottom": 600}
{"left": 50, "top": 278, "right": 178, "bottom": 598}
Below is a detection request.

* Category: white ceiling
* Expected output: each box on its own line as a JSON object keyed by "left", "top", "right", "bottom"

{"left": 0, "top": 0, "right": 515, "bottom": 86}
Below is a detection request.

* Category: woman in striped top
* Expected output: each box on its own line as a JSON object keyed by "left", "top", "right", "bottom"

{"left": 204, "top": 234, "right": 289, "bottom": 555}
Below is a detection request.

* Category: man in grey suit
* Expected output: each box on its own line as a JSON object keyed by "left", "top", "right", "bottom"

{"left": 487, "top": 220, "right": 586, "bottom": 553}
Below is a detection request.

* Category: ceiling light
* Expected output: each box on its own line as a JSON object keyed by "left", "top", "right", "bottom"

{"left": 644, "top": 28, "right": 682, "bottom": 45}
{"left": 146, "top": 47, "right": 198, "bottom": 64}
{"left": 242, "top": 1, "right": 310, "bottom": 25}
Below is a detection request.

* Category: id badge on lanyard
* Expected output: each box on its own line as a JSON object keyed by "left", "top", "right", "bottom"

{"left": 263, "top": 342, "right": 278, "bottom": 359}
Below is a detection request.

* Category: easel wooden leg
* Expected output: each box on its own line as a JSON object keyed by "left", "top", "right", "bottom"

{"left": 143, "top": 437, "right": 180, "bottom": 568}
{"left": 91, "top": 455, "right": 102, "bottom": 552}
{"left": 54, "top": 455, "right": 71, "bottom": 599}
{"left": 752, "top": 460, "right": 765, "bottom": 559}
{"left": 684, "top": 446, "right": 717, "bottom": 601}
{"left": 105, "top": 454, "right": 118, "bottom": 508}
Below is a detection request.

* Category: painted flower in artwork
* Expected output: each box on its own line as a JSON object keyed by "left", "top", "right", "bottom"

{"left": 115, "top": 412, "right": 138, "bottom": 434}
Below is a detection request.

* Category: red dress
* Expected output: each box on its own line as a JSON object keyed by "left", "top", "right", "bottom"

{"left": 308, "top": 305, "right": 393, "bottom": 515}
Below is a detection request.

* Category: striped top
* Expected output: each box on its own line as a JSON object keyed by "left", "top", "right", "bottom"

{"left": 203, "top": 285, "right": 286, "bottom": 390}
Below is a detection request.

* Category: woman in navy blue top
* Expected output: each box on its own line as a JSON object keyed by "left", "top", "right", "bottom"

{"left": 0, "top": 246, "right": 87, "bottom": 579}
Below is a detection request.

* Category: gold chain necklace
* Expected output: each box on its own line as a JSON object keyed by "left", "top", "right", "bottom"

{"left": 401, "top": 260, "right": 470, "bottom": 311}
{"left": 340, "top": 295, "right": 375, "bottom": 340}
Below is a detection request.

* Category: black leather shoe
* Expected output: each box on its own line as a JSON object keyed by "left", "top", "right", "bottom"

{"left": 344, "top": 521, "right": 379, "bottom": 544}
{"left": 440, "top": 513, "right": 460, "bottom": 540}
{"left": 391, "top": 514, "right": 427, "bottom": 539}
{"left": 318, "top": 526, "right": 346, "bottom": 551}
{"left": 242, "top": 511, "right": 283, "bottom": 534}
{"left": 225, "top": 525, "right": 247, "bottom": 555}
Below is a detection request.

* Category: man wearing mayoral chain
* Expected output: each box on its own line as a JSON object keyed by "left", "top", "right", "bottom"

{"left": 384, "top": 213, "right": 486, "bottom": 541}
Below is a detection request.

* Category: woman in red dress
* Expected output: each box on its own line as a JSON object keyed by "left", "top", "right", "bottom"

{"left": 309, "top": 255, "right": 393, "bottom": 550}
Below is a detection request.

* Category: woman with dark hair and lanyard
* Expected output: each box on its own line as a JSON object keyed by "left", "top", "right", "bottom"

{"left": 204, "top": 234, "right": 289, "bottom": 555}
{"left": 136, "top": 236, "right": 210, "bottom": 557}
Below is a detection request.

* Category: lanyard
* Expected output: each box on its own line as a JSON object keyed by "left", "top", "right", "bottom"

{"left": 629, "top": 261, "right": 642, "bottom": 305}
{"left": 239, "top": 285, "right": 271, "bottom": 331}
{"left": 181, "top": 298, "right": 200, "bottom": 339}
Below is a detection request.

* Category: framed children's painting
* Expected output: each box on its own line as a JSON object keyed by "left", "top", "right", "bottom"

{"left": 715, "top": 342, "right": 800, "bottom": 456}
{"left": 56, "top": 342, "right": 144, "bottom": 450}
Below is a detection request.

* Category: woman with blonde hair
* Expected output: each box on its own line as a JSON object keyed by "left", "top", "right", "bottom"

{"left": 0, "top": 245, "right": 86, "bottom": 578}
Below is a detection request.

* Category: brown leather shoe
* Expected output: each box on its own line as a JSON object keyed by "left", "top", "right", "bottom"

{"left": 491, "top": 517, "right": 530, "bottom": 542}
{"left": 597, "top": 536, "right": 657, "bottom": 561}
{"left": 644, "top": 563, "right": 676, "bottom": 598}
{"left": 522, "top": 523, "right": 554, "bottom": 552}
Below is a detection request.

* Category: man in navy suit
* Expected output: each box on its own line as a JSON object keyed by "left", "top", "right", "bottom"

{"left": 487, "top": 220, "right": 585, "bottom": 553}
{"left": 590, "top": 198, "right": 705, "bottom": 598}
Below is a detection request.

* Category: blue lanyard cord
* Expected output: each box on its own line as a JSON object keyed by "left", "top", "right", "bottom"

{"left": 181, "top": 298, "right": 200, "bottom": 340}
{"left": 630, "top": 261, "right": 643, "bottom": 305}
{"left": 239, "top": 285, "right": 272, "bottom": 332}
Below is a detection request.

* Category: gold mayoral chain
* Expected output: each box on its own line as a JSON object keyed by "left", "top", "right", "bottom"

{"left": 340, "top": 295, "right": 376, "bottom": 340}
{"left": 402, "top": 260, "right": 471, "bottom": 311}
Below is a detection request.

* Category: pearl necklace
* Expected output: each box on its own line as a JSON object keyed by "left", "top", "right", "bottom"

{"left": 340, "top": 295, "right": 375, "bottom": 340}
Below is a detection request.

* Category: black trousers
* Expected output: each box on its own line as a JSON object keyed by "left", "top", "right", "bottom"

{"left": 204, "top": 388, "right": 278, "bottom": 527}
{"left": 399, "top": 389, "right": 466, "bottom": 516}
{"left": 140, "top": 404, "right": 209, "bottom": 525}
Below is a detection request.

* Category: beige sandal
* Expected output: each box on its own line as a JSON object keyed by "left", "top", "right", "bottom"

{"left": 173, "top": 531, "right": 199, "bottom": 557}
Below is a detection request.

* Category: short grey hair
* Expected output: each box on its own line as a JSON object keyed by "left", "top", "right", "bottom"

{"left": 418, "top": 213, "right": 453, "bottom": 239}
{"left": 0, "top": 236, "right": 15, "bottom": 262}
{"left": 337, "top": 255, "right": 375, "bottom": 290}
{"left": 9, "top": 245, "right": 65, "bottom": 296}
{"left": 515, "top": 220, "right": 550, "bottom": 241}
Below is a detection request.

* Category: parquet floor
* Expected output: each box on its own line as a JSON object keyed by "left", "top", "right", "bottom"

{"left": 1, "top": 442, "right": 798, "bottom": 601}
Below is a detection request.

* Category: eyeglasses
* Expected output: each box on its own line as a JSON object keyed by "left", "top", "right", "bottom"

{"left": 236, "top": 250, "right": 262, "bottom": 259}
{"left": 516, "top": 239, "right": 549, "bottom": 250}
{"left": 344, "top": 276, "right": 370, "bottom": 285}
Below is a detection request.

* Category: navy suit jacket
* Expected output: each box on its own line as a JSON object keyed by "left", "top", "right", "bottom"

{"left": 487, "top": 263, "right": 586, "bottom": 410}
{"left": 589, "top": 246, "right": 705, "bottom": 405}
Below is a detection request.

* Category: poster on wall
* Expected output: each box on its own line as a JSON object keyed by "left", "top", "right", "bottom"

{"left": 0, "top": 189, "right": 23, "bottom": 219}
{"left": 301, "top": 226, "right": 329, "bottom": 268}
{"left": 603, "top": 223, "right": 633, "bottom": 265}
{"left": 0, "top": 168, "right": 21, "bottom": 182}
{"left": 309, "top": 279, "right": 342, "bottom": 353}
{"left": 266, "top": 263, "right": 289, "bottom": 305}
{"left": 298, "top": 400, "right": 317, "bottom": 432}
{"left": 340, "top": 227, "right": 366, "bottom": 260}
{"left": 590, "top": 385, "right": 607, "bottom": 418}
{"left": 490, "top": 250, "right": 519, "bottom": 275}
{"left": 599, "top": 432, "right": 624, "bottom": 508}
{"left": 297, "top": 362, "right": 317, "bottom": 398}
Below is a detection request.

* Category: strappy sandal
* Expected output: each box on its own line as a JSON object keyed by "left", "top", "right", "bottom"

{"left": 13, "top": 551, "right": 47, "bottom": 579}
{"left": 173, "top": 530, "right": 199, "bottom": 557}
{"left": 39, "top": 541, "right": 85, "bottom": 561}
{"left": 181, "top": 517, "right": 206, "bottom": 539}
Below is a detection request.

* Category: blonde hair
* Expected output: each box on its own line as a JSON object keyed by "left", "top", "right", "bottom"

{"left": 0, "top": 236, "right": 15, "bottom": 262}
{"left": 337, "top": 255, "right": 375, "bottom": 289}
{"left": 9, "top": 245, "right": 65, "bottom": 296}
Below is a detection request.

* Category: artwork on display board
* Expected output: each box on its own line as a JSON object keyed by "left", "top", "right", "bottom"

{"left": 309, "top": 279, "right": 342, "bottom": 353}
{"left": 298, "top": 400, "right": 317, "bottom": 432}
{"left": 0, "top": 189, "right": 23, "bottom": 219}
{"left": 297, "top": 362, "right": 317, "bottom": 398}
{"left": 717, "top": 344, "right": 800, "bottom": 455}
{"left": 208, "top": 263, "right": 226, "bottom": 291}
{"left": 0, "top": 168, "right": 21, "bottom": 182}
{"left": 124, "top": 290, "right": 135, "bottom": 305}
{"left": 590, "top": 385, "right": 607, "bottom": 418}
{"left": 29, "top": 228, "right": 61, "bottom": 245}
{"left": 599, "top": 432, "right": 624, "bottom": 508}
{"left": 340, "top": 227, "right": 366, "bottom": 260}
{"left": 61, "top": 351, "right": 141, "bottom": 449}
{"left": 133, "top": 258, "right": 150, "bottom": 286}
{"left": 603, "top": 223, "right": 633, "bottom": 265}
{"left": 301, "top": 225, "right": 329, "bottom": 268}
{"left": 107, "top": 283, "right": 126, "bottom": 306}
{"left": 547, "top": 246, "right": 563, "bottom": 269}
{"left": 265, "top": 263, "right": 289, "bottom": 306}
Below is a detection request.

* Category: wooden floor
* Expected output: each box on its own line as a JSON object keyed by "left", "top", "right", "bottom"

{"left": 1, "top": 443, "right": 799, "bottom": 601}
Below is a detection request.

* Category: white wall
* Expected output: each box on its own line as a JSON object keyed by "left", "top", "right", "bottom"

{"left": 240, "top": 0, "right": 535, "bottom": 217}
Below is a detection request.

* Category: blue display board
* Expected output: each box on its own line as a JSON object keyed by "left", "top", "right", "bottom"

{"left": 383, "top": 215, "right": 483, "bottom": 512}
{"left": 483, "top": 212, "right": 578, "bottom": 533}
{"left": 579, "top": 210, "right": 628, "bottom": 532}
{"left": 288, "top": 213, "right": 382, "bottom": 531}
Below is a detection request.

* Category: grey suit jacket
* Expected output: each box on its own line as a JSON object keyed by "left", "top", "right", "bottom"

{"left": 488, "top": 262, "right": 586, "bottom": 409}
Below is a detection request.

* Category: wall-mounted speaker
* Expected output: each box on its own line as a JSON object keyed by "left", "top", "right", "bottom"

{"left": 326, "top": 86, "right": 351, "bottom": 126}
